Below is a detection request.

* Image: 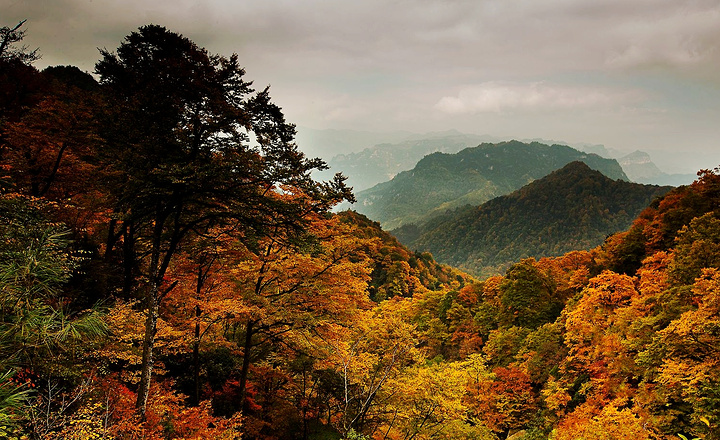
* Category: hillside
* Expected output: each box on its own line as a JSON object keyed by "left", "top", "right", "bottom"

{"left": 7, "top": 22, "right": 720, "bottom": 440}
{"left": 387, "top": 167, "right": 720, "bottom": 440}
{"left": 351, "top": 140, "right": 628, "bottom": 230}
{"left": 327, "top": 132, "right": 496, "bottom": 191}
{"left": 337, "top": 210, "right": 474, "bottom": 300}
{"left": 396, "top": 161, "right": 671, "bottom": 277}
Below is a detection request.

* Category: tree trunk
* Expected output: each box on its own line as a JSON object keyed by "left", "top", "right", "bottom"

{"left": 136, "top": 287, "right": 159, "bottom": 418}
{"left": 122, "top": 221, "right": 135, "bottom": 297}
{"left": 192, "top": 304, "right": 201, "bottom": 406}
{"left": 135, "top": 213, "right": 165, "bottom": 417}
{"left": 191, "top": 260, "right": 212, "bottom": 406}
{"left": 238, "top": 319, "right": 255, "bottom": 412}
{"left": 38, "top": 141, "right": 69, "bottom": 197}
{"left": 104, "top": 218, "right": 118, "bottom": 261}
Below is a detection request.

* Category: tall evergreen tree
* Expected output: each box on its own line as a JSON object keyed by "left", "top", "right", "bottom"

{"left": 95, "top": 25, "right": 352, "bottom": 417}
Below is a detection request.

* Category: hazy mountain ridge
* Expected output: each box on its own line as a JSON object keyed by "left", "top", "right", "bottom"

{"left": 521, "top": 140, "right": 696, "bottom": 185}
{"left": 394, "top": 161, "right": 672, "bottom": 277}
{"left": 299, "top": 128, "right": 696, "bottom": 193}
{"left": 617, "top": 150, "right": 696, "bottom": 186}
{"left": 351, "top": 140, "right": 628, "bottom": 230}
{"left": 619, "top": 150, "right": 663, "bottom": 180}
{"left": 295, "top": 127, "right": 415, "bottom": 160}
{"left": 327, "top": 132, "right": 499, "bottom": 192}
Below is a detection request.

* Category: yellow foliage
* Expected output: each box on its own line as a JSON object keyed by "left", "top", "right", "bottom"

{"left": 47, "top": 400, "right": 106, "bottom": 440}
{"left": 97, "top": 300, "right": 185, "bottom": 383}
{"left": 635, "top": 251, "right": 671, "bottom": 298}
{"left": 542, "top": 378, "right": 572, "bottom": 414}
{"left": 657, "top": 268, "right": 720, "bottom": 408}
{"left": 552, "top": 400, "right": 658, "bottom": 440}
{"left": 382, "top": 362, "right": 469, "bottom": 440}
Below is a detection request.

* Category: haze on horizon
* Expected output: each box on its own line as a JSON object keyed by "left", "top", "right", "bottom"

{"left": 5, "top": 0, "right": 720, "bottom": 174}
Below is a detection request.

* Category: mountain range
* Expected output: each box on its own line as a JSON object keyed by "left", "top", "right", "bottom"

{"left": 326, "top": 131, "right": 498, "bottom": 191}
{"left": 305, "top": 129, "right": 697, "bottom": 193}
{"left": 295, "top": 127, "right": 418, "bottom": 160}
{"left": 349, "top": 140, "right": 628, "bottom": 230}
{"left": 392, "top": 161, "right": 672, "bottom": 277}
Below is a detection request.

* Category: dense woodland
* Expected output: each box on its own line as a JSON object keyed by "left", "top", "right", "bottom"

{"left": 395, "top": 162, "right": 671, "bottom": 278}
{"left": 2, "top": 22, "right": 720, "bottom": 440}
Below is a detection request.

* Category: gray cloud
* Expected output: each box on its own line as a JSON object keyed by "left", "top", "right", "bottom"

{"left": 435, "top": 81, "right": 644, "bottom": 114}
{"left": 4, "top": 0, "right": 720, "bottom": 172}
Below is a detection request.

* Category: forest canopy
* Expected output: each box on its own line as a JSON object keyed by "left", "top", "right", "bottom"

{"left": 1, "top": 21, "right": 720, "bottom": 440}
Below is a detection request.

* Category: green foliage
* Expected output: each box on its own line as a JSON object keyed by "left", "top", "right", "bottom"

{"left": 0, "top": 197, "right": 74, "bottom": 296}
{"left": 498, "top": 259, "right": 560, "bottom": 329}
{"left": 474, "top": 301, "right": 500, "bottom": 338}
{"left": 483, "top": 326, "right": 531, "bottom": 368}
{"left": 358, "top": 140, "right": 628, "bottom": 230}
{"left": 407, "top": 162, "right": 670, "bottom": 277}
{"left": 0, "top": 196, "right": 106, "bottom": 438}
{"left": 0, "top": 196, "right": 106, "bottom": 373}
{"left": 602, "top": 225, "right": 649, "bottom": 275}
{"left": 668, "top": 213, "right": 720, "bottom": 285}
{"left": 342, "top": 428, "right": 369, "bottom": 440}
{"left": 0, "top": 370, "right": 31, "bottom": 435}
{"left": 516, "top": 322, "right": 566, "bottom": 384}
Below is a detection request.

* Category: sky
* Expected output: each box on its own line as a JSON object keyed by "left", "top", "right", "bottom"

{"left": 4, "top": 0, "right": 720, "bottom": 173}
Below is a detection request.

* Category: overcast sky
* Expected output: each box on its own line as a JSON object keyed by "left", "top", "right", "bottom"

{"left": 5, "top": 0, "right": 720, "bottom": 173}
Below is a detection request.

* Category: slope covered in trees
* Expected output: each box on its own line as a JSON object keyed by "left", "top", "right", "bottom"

{"left": 337, "top": 167, "right": 720, "bottom": 440}
{"left": 3, "top": 20, "right": 720, "bottom": 440}
{"left": 396, "top": 161, "right": 671, "bottom": 277}
{"left": 338, "top": 211, "right": 473, "bottom": 300}
{"left": 0, "top": 22, "right": 469, "bottom": 439}
{"left": 352, "top": 140, "right": 628, "bottom": 230}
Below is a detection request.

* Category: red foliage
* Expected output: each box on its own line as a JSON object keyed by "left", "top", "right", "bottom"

{"left": 467, "top": 366, "right": 538, "bottom": 434}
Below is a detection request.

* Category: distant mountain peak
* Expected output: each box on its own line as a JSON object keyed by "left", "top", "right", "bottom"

{"left": 551, "top": 160, "right": 595, "bottom": 174}
{"left": 620, "top": 150, "right": 652, "bottom": 164}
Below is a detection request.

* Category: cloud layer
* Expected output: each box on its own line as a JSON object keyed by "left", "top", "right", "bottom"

{"left": 435, "top": 82, "right": 643, "bottom": 114}
{"left": 4, "top": 0, "right": 720, "bottom": 171}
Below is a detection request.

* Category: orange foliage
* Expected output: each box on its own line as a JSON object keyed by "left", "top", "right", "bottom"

{"left": 467, "top": 366, "right": 538, "bottom": 433}
{"left": 553, "top": 399, "right": 658, "bottom": 440}
{"left": 99, "top": 376, "right": 243, "bottom": 439}
{"left": 563, "top": 271, "right": 642, "bottom": 404}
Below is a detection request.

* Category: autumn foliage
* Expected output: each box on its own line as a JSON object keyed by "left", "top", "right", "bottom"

{"left": 3, "top": 20, "right": 720, "bottom": 440}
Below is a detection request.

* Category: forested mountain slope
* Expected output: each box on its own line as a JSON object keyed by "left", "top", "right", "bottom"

{"left": 338, "top": 210, "right": 474, "bottom": 300}
{"left": 4, "top": 21, "right": 720, "bottom": 440}
{"left": 365, "top": 167, "right": 720, "bottom": 440}
{"left": 352, "top": 140, "right": 628, "bottom": 230}
{"left": 395, "top": 161, "right": 671, "bottom": 277}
